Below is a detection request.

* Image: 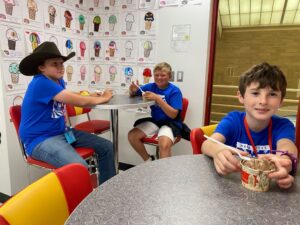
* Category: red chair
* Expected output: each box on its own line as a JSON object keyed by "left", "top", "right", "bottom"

{"left": 296, "top": 98, "right": 300, "bottom": 158}
{"left": 9, "top": 105, "right": 98, "bottom": 187}
{"left": 0, "top": 163, "right": 93, "bottom": 225}
{"left": 190, "top": 124, "right": 217, "bottom": 154}
{"left": 141, "top": 98, "right": 189, "bottom": 158}
{"left": 65, "top": 91, "right": 110, "bottom": 135}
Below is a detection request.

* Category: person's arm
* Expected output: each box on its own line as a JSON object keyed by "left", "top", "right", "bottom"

{"left": 129, "top": 81, "right": 140, "bottom": 97}
{"left": 202, "top": 132, "right": 247, "bottom": 175}
{"left": 54, "top": 89, "right": 113, "bottom": 107}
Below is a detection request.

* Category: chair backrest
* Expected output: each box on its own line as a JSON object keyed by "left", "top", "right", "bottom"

{"left": 66, "top": 104, "right": 91, "bottom": 117}
{"left": 9, "top": 105, "right": 28, "bottom": 160}
{"left": 190, "top": 124, "right": 217, "bottom": 154}
{"left": 181, "top": 98, "right": 189, "bottom": 122}
{"left": 296, "top": 98, "right": 300, "bottom": 157}
{"left": 0, "top": 164, "right": 93, "bottom": 225}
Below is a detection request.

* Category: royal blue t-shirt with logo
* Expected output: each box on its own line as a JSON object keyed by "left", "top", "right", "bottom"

{"left": 19, "top": 74, "right": 66, "bottom": 156}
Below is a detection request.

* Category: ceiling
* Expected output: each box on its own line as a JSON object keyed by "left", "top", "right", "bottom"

{"left": 219, "top": 0, "right": 300, "bottom": 28}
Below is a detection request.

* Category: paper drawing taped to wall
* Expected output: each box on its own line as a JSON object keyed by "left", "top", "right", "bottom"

{"left": 0, "top": 25, "right": 24, "bottom": 58}
{"left": 24, "top": 29, "right": 43, "bottom": 54}
{"left": 0, "top": 0, "right": 22, "bottom": 23}
{"left": 2, "top": 61, "right": 27, "bottom": 91}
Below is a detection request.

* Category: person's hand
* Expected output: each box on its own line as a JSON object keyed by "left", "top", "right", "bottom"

{"left": 213, "top": 148, "right": 248, "bottom": 175}
{"left": 142, "top": 91, "right": 158, "bottom": 101}
{"left": 90, "top": 90, "right": 102, "bottom": 97}
{"left": 101, "top": 89, "right": 113, "bottom": 102}
{"left": 129, "top": 80, "right": 139, "bottom": 94}
{"left": 259, "top": 154, "right": 294, "bottom": 189}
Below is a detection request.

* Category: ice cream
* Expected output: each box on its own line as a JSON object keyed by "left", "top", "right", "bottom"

{"left": 48, "top": 5, "right": 56, "bottom": 25}
{"left": 124, "top": 66, "right": 133, "bottom": 84}
{"left": 9, "top": 62, "right": 20, "bottom": 84}
{"left": 65, "top": 39, "right": 73, "bottom": 54}
{"left": 144, "top": 12, "right": 154, "bottom": 30}
{"left": 143, "top": 40, "right": 153, "bottom": 58}
{"left": 143, "top": 68, "right": 152, "bottom": 84}
{"left": 109, "top": 65, "right": 117, "bottom": 82}
{"left": 94, "top": 65, "right": 102, "bottom": 83}
{"left": 64, "top": 10, "right": 73, "bottom": 28}
{"left": 6, "top": 28, "right": 19, "bottom": 50}
{"left": 3, "top": 0, "right": 15, "bottom": 16}
{"left": 80, "top": 65, "right": 87, "bottom": 81}
{"left": 93, "top": 16, "right": 101, "bottom": 32}
{"left": 108, "top": 15, "right": 117, "bottom": 31}
{"left": 94, "top": 0, "right": 99, "bottom": 7}
{"left": 66, "top": 65, "right": 73, "bottom": 81}
{"left": 94, "top": 40, "right": 101, "bottom": 57}
{"left": 79, "top": 41, "right": 86, "bottom": 57}
{"left": 125, "top": 41, "right": 133, "bottom": 57}
{"left": 109, "top": 0, "right": 115, "bottom": 6}
{"left": 78, "top": 14, "right": 85, "bottom": 30}
{"left": 79, "top": 0, "right": 83, "bottom": 4}
{"left": 49, "top": 36, "right": 58, "bottom": 45}
{"left": 27, "top": 0, "right": 38, "bottom": 20}
{"left": 125, "top": 13, "right": 134, "bottom": 31}
{"left": 108, "top": 41, "right": 116, "bottom": 57}
{"left": 29, "top": 32, "right": 40, "bottom": 50}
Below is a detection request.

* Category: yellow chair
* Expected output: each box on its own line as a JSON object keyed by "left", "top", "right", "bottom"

{"left": 190, "top": 124, "right": 217, "bottom": 154}
{"left": 0, "top": 164, "right": 93, "bottom": 225}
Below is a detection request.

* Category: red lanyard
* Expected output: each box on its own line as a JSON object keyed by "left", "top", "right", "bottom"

{"left": 243, "top": 117, "right": 272, "bottom": 157}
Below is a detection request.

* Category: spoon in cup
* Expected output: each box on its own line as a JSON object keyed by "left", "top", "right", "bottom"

{"left": 204, "top": 135, "right": 251, "bottom": 161}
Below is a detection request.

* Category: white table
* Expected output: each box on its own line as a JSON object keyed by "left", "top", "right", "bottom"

{"left": 94, "top": 95, "right": 154, "bottom": 172}
{"left": 65, "top": 154, "right": 300, "bottom": 225}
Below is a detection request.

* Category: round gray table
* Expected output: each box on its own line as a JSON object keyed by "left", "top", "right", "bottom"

{"left": 94, "top": 95, "right": 154, "bottom": 172}
{"left": 65, "top": 155, "right": 300, "bottom": 225}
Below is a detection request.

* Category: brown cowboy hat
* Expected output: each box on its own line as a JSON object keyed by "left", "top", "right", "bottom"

{"left": 19, "top": 41, "right": 75, "bottom": 76}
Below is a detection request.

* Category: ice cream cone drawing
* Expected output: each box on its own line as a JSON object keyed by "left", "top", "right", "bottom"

{"left": 108, "top": 15, "right": 117, "bottom": 32}
{"left": 125, "top": 13, "right": 134, "bottom": 31}
{"left": 3, "top": 0, "right": 15, "bottom": 15}
{"left": 125, "top": 41, "right": 133, "bottom": 57}
{"left": 79, "top": 41, "right": 86, "bottom": 57}
{"left": 143, "top": 68, "right": 152, "bottom": 84}
{"left": 49, "top": 36, "right": 58, "bottom": 45}
{"left": 79, "top": 0, "right": 83, "bottom": 4}
{"left": 109, "top": 65, "right": 117, "bottom": 82}
{"left": 27, "top": 0, "right": 38, "bottom": 20}
{"left": 80, "top": 65, "right": 87, "bottom": 81}
{"left": 94, "top": 65, "right": 102, "bottom": 83}
{"left": 6, "top": 28, "right": 19, "bottom": 51}
{"left": 94, "top": 41, "right": 101, "bottom": 57}
{"left": 64, "top": 10, "right": 73, "bottom": 28}
{"left": 144, "top": 12, "right": 154, "bottom": 30}
{"left": 78, "top": 14, "right": 85, "bottom": 30}
{"left": 126, "top": 0, "right": 132, "bottom": 4}
{"left": 66, "top": 65, "right": 73, "bottom": 81}
{"left": 109, "top": 0, "right": 115, "bottom": 6}
{"left": 65, "top": 39, "right": 73, "bottom": 54}
{"left": 9, "top": 62, "right": 20, "bottom": 84}
{"left": 124, "top": 67, "right": 133, "bottom": 84}
{"left": 94, "top": 0, "right": 100, "bottom": 7}
{"left": 48, "top": 5, "right": 56, "bottom": 25}
{"left": 29, "top": 33, "right": 40, "bottom": 50}
{"left": 93, "top": 16, "right": 101, "bottom": 32}
{"left": 108, "top": 41, "right": 116, "bottom": 57}
{"left": 143, "top": 40, "right": 153, "bottom": 58}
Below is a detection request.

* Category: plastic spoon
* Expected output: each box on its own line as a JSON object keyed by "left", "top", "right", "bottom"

{"left": 204, "top": 135, "right": 251, "bottom": 161}
{"left": 134, "top": 82, "right": 144, "bottom": 94}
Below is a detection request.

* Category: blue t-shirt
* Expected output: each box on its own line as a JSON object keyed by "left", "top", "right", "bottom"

{"left": 215, "top": 111, "right": 295, "bottom": 157}
{"left": 19, "top": 74, "right": 66, "bottom": 156}
{"left": 137, "top": 82, "right": 183, "bottom": 128}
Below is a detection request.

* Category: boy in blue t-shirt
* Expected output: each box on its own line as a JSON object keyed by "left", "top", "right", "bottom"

{"left": 202, "top": 62, "right": 298, "bottom": 189}
{"left": 128, "top": 62, "right": 183, "bottom": 161}
{"left": 19, "top": 42, "right": 116, "bottom": 184}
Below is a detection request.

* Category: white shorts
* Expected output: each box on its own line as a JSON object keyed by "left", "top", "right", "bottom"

{"left": 135, "top": 121, "right": 175, "bottom": 143}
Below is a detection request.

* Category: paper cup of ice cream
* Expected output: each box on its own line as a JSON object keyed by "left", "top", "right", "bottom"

{"left": 240, "top": 158, "right": 276, "bottom": 192}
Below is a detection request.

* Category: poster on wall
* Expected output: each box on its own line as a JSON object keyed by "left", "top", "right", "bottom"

{"left": 76, "top": 63, "right": 89, "bottom": 86}
{"left": 43, "top": 2, "right": 61, "bottom": 32}
{"left": 75, "top": 11, "right": 89, "bottom": 36}
{"left": 88, "top": 14, "right": 105, "bottom": 37}
{"left": 2, "top": 60, "right": 27, "bottom": 91}
{"left": 120, "top": 0, "right": 138, "bottom": 11}
{"left": 104, "top": 39, "right": 120, "bottom": 62}
{"left": 89, "top": 64, "right": 105, "bottom": 87}
{"left": 21, "top": 0, "right": 44, "bottom": 28}
{"left": 24, "top": 29, "right": 43, "bottom": 54}
{"left": 0, "top": 0, "right": 22, "bottom": 23}
{"left": 120, "top": 64, "right": 137, "bottom": 87}
{"left": 120, "top": 11, "right": 138, "bottom": 36}
{"left": 137, "top": 64, "right": 154, "bottom": 84}
{"left": 139, "top": 10, "right": 156, "bottom": 36}
{"left": 103, "top": 0, "right": 120, "bottom": 11}
{"left": 88, "top": 0, "right": 104, "bottom": 11}
{"left": 44, "top": 33, "right": 62, "bottom": 50}
{"left": 104, "top": 13, "right": 120, "bottom": 37}
{"left": 76, "top": 38, "right": 89, "bottom": 61}
{"left": 103, "top": 64, "right": 120, "bottom": 86}
{"left": 60, "top": 6, "right": 76, "bottom": 33}
{"left": 6, "top": 93, "right": 25, "bottom": 108}
{"left": 138, "top": 39, "right": 156, "bottom": 63}
{"left": 63, "top": 62, "right": 76, "bottom": 85}
{"left": 159, "top": 0, "right": 179, "bottom": 7}
{"left": 139, "top": 0, "right": 156, "bottom": 9}
{"left": 61, "top": 36, "right": 76, "bottom": 59}
{"left": 0, "top": 24, "right": 25, "bottom": 58}
{"left": 119, "top": 39, "right": 137, "bottom": 63}
{"left": 89, "top": 38, "right": 105, "bottom": 62}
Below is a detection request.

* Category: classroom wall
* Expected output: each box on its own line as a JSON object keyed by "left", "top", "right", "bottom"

{"left": 0, "top": 0, "right": 212, "bottom": 194}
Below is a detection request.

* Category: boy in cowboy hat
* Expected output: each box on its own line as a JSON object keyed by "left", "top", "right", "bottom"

{"left": 202, "top": 62, "right": 298, "bottom": 189}
{"left": 19, "top": 41, "right": 116, "bottom": 184}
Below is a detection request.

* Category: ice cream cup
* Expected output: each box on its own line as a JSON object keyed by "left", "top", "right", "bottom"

{"left": 240, "top": 158, "right": 276, "bottom": 192}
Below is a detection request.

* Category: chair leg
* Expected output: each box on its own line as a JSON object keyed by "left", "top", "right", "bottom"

{"left": 86, "top": 155, "right": 99, "bottom": 188}
{"left": 156, "top": 146, "right": 159, "bottom": 159}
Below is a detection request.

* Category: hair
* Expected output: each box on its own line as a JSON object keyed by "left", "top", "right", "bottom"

{"left": 238, "top": 62, "right": 287, "bottom": 99}
{"left": 154, "top": 62, "right": 172, "bottom": 77}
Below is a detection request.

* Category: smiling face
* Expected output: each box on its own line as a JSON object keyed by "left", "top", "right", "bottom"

{"left": 154, "top": 69, "right": 170, "bottom": 89}
{"left": 38, "top": 58, "right": 64, "bottom": 81}
{"left": 238, "top": 82, "right": 283, "bottom": 128}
